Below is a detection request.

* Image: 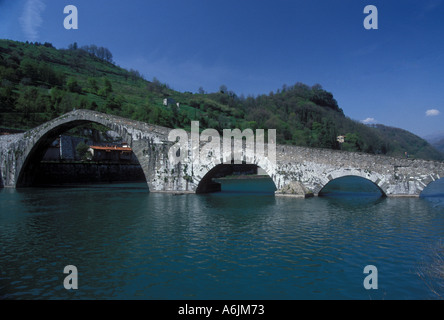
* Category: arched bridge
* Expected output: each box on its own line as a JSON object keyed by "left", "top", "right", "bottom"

{"left": 1, "top": 110, "right": 444, "bottom": 197}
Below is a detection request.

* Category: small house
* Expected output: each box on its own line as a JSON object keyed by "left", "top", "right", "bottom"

{"left": 163, "top": 97, "right": 177, "bottom": 107}
{"left": 87, "top": 144, "right": 133, "bottom": 162}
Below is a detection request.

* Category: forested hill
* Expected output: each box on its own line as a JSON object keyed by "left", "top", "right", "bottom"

{"left": 1, "top": 39, "right": 443, "bottom": 161}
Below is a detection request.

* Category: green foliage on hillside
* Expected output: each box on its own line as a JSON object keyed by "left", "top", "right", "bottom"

{"left": 1, "top": 39, "right": 443, "bottom": 161}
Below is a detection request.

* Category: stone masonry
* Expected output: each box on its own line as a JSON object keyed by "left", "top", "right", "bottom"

{"left": 1, "top": 110, "right": 444, "bottom": 197}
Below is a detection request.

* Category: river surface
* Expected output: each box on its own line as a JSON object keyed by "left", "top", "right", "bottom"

{"left": 1, "top": 179, "right": 443, "bottom": 300}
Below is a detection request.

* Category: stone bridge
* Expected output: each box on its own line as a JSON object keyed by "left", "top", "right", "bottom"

{"left": 1, "top": 110, "right": 444, "bottom": 197}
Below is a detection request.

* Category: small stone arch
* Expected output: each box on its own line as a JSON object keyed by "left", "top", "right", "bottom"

{"left": 316, "top": 168, "right": 388, "bottom": 197}
{"left": 420, "top": 176, "right": 444, "bottom": 197}
{"left": 195, "top": 162, "right": 277, "bottom": 194}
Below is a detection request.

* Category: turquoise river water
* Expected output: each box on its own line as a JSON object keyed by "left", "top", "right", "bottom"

{"left": 1, "top": 178, "right": 443, "bottom": 300}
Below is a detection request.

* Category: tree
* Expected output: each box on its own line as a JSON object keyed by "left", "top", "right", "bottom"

{"left": 15, "top": 86, "right": 39, "bottom": 118}
{"left": 76, "top": 142, "right": 92, "bottom": 161}
{"left": 38, "top": 63, "right": 64, "bottom": 86}
{"left": 68, "top": 42, "right": 78, "bottom": 50}
{"left": 20, "top": 58, "right": 39, "bottom": 81}
{"left": 79, "top": 44, "right": 113, "bottom": 63}
{"left": 103, "top": 48, "right": 113, "bottom": 63}
{"left": 104, "top": 78, "right": 113, "bottom": 94}
{"left": 310, "top": 85, "right": 341, "bottom": 113}
{"left": 88, "top": 77, "right": 98, "bottom": 93}
{"left": 67, "top": 77, "right": 82, "bottom": 94}
{"left": 99, "top": 78, "right": 113, "bottom": 97}
{"left": 129, "top": 69, "right": 143, "bottom": 81}
{"left": 105, "top": 95, "right": 123, "bottom": 111}
{"left": 0, "top": 81, "right": 16, "bottom": 111}
{"left": 342, "top": 133, "right": 363, "bottom": 152}
{"left": 219, "top": 84, "right": 228, "bottom": 94}
{"left": 58, "top": 92, "right": 78, "bottom": 113}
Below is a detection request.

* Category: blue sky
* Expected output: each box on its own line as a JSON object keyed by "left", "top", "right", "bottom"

{"left": 1, "top": 0, "right": 443, "bottom": 138}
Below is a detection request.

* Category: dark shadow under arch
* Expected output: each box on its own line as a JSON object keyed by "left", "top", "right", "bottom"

{"left": 319, "top": 175, "right": 386, "bottom": 198}
{"left": 196, "top": 163, "right": 277, "bottom": 194}
{"left": 17, "top": 120, "right": 147, "bottom": 188}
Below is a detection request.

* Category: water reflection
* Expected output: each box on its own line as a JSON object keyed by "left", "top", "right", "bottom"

{"left": 216, "top": 176, "right": 277, "bottom": 195}
{"left": 1, "top": 182, "right": 444, "bottom": 299}
{"left": 319, "top": 195, "right": 386, "bottom": 210}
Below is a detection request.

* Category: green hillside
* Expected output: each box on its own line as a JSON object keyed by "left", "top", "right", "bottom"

{"left": 1, "top": 39, "right": 443, "bottom": 161}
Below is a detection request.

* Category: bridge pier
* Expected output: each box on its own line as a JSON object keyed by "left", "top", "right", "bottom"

{"left": 275, "top": 181, "right": 314, "bottom": 198}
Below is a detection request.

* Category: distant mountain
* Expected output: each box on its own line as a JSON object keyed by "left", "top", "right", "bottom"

{"left": 424, "top": 132, "right": 444, "bottom": 154}
{"left": 432, "top": 139, "right": 444, "bottom": 154}
{"left": 424, "top": 131, "right": 444, "bottom": 143}
{"left": 371, "top": 125, "right": 444, "bottom": 161}
{"left": 1, "top": 39, "right": 443, "bottom": 161}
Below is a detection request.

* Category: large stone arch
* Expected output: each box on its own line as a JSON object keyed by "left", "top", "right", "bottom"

{"left": 15, "top": 111, "right": 148, "bottom": 188}
{"left": 315, "top": 168, "right": 388, "bottom": 196}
